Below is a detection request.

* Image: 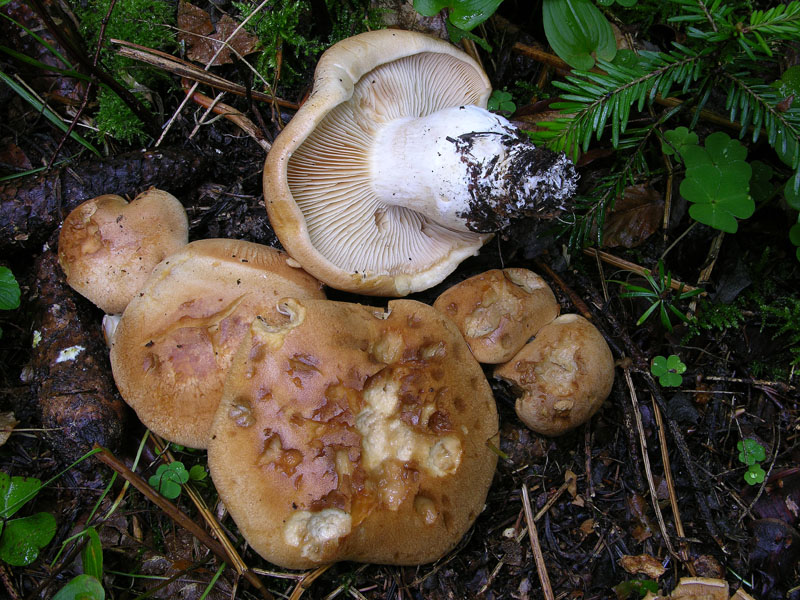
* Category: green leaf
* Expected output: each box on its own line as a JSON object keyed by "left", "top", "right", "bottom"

{"left": 666, "top": 354, "right": 686, "bottom": 374}
{"left": 413, "top": 0, "right": 502, "bottom": 30}
{"left": 659, "top": 371, "right": 683, "bottom": 387}
{"left": 651, "top": 355, "right": 668, "bottom": 376}
{"left": 81, "top": 527, "right": 103, "bottom": 581}
{"left": 0, "top": 472, "right": 41, "bottom": 519}
{"left": 774, "top": 65, "right": 800, "bottom": 99}
{"left": 737, "top": 439, "right": 766, "bottom": 465}
{"left": 0, "top": 512, "right": 57, "bottom": 566}
{"left": 188, "top": 464, "right": 207, "bottom": 482}
{"left": 744, "top": 464, "right": 766, "bottom": 485}
{"left": 148, "top": 462, "right": 189, "bottom": 500}
{"left": 785, "top": 176, "right": 800, "bottom": 210}
{"left": 52, "top": 574, "right": 105, "bottom": 600}
{"left": 662, "top": 126, "right": 699, "bottom": 157}
{"left": 0, "top": 267, "right": 20, "bottom": 311}
{"left": 749, "top": 160, "right": 775, "bottom": 203}
{"left": 790, "top": 223, "right": 800, "bottom": 246}
{"left": 542, "top": 0, "right": 617, "bottom": 70}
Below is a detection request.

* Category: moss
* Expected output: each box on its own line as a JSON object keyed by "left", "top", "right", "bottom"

{"left": 73, "top": 0, "right": 175, "bottom": 143}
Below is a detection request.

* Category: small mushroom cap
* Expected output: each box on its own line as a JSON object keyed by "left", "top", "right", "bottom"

{"left": 58, "top": 188, "right": 188, "bottom": 314}
{"left": 263, "top": 29, "right": 492, "bottom": 296}
{"left": 433, "top": 268, "right": 560, "bottom": 363}
{"left": 207, "top": 297, "right": 498, "bottom": 568}
{"left": 109, "top": 239, "right": 325, "bottom": 448}
{"left": 494, "top": 314, "right": 614, "bottom": 436}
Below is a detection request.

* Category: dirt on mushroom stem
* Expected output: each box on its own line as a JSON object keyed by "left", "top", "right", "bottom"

{"left": 453, "top": 129, "right": 579, "bottom": 233}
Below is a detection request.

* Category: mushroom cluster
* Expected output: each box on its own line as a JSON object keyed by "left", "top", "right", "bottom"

{"left": 430, "top": 268, "right": 615, "bottom": 436}
{"left": 53, "top": 29, "right": 607, "bottom": 573}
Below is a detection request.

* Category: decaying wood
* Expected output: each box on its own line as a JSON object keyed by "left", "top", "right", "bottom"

{"left": 29, "top": 251, "right": 128, "bottom": 465}
{"left": 0, "top": 147, "right": 207, "bottom": 253}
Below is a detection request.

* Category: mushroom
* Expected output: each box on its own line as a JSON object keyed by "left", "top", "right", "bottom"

{"left": 433, "top": 268, "right": 560, "bottom": 363}
{"left": 109, "top": 239, "right": 325, "bottom": 449}
{"left": 494, "top": 314, "right": 614, "bottom": 436}
{"left": 58, "top": 188, "right": 188, "bottom": 314}
{"left": 263, "top": 29, "right": 578, "bottom": 296}
{"left": 207, "top": 297, "right": 498, "bottom": 568}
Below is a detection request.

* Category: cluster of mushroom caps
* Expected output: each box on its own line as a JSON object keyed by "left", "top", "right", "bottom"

{"left": 56, "top": 29, "right": 612, "bottom": 570}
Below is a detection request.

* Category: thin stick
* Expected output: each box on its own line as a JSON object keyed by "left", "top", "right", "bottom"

{"left": 288, "top": 565, "right": 331, "bottom": 600}
{"left": 623, "top": 370, "right": 680, "bottom": 561}
{"left": 584, "top": 248, "right": 705, "bottom": 295}
{"left": 651, "top": 395, "right": 695, "bottom": 575}
{"left": 94, "top": 446, "right": 273, "bottom": 600}
{"left": 521, "top": 484, "right": 555, "bottom": 600}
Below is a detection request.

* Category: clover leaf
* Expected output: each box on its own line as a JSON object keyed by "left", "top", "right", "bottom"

{"left": 679, "top": 132, "right": 754, "bottom": 233}
{"left": 737, "top": 438, "right": 766, "bottom": 466}
{"left": 0, "top": 512, "right": 57, "bottom": 566}
{"left": 0, "top": 472, "right": 42, "bottom": 519}
{"left": 662, "top": 127, "right": 698, "bottom": 156}
{"left": 0, "top": 267, "right": 20, "bottom": 312}
{"left": 744, "top": 464, "right": 766, "bottom": 486}
{"left": 413, "top": 0, "right": 503, "bottom": 31}
{"left": 488, "top": 90, "right": 516, "bottom": 114}
{"left": 53, "top": 574, "right": 105, "bottom": 600}
{"left": 651, "top": 354, "right": 686, "bottom": 387}
{"left": 148, "top": 462, "right": 190, "bottom": 500}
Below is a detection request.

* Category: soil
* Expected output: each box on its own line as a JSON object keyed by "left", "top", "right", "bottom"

{"left": 0, "top": 2, "right": 798, "bottom": 600}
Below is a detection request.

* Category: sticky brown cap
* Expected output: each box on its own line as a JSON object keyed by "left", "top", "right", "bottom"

{"left": 433, "top": 268, "right": 560, "bottom": 363}
{"left": 494, "top": 314, "right": 614, "bottom": 436}
{"left": 58, "top": 188, "right": 188, "bottom": 314}
{"left": 208, "top": 297, "right": 498, "bottom": 568}
{"left": 109, "top": 239, "right": 325, "bottom": 448}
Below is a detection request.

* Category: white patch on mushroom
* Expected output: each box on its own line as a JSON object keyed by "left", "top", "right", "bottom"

{"left": 284, "top": 509, "right": 352, "bottom": 560}
{"left": 56, "top": 345, "right": 85, "bottom": 363}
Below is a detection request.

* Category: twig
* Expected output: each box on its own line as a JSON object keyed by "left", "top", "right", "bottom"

{"left": 521, "top": 484, "right": 555, "bottom": 600}
{"left": 112, "top": 39, "right": 298, "bottom": 110}
{"left": 47, "top": 0, "right": 119, "bottom": 169}
{"left": 651, "top": 394, "right": 696, "bottom": 575}
{"left": 289, "top": 565, "right": 331, "bottom": 600}
{"left": 154, "top": 0, "right": 273, "bottom": 147}
{"left": 584, "top": 248, "right": 705, "bottom": 295}
{"left": 93, "top": 445, "right": 274, "bottom": 600}
{"left": 182, "top": 83, "right": 270, "bottom": 150}
{"left": 26, "top": 0, "right": 158, "bottom": 137}
{"left": 623, "top": 369, "right": 680, "bottom": 562}
{"left": 0, "top": 563, "right": 20, "bottom": 600}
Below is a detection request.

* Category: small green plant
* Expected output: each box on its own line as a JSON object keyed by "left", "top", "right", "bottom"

{"left": 737, "top": 438, "right": 767, "bottom": 485}
{"left": 612, "top": 261, "right": 703, "bottom": 331}
{"left": 53, "top": 526, "right": 105, "bottom": 600}
{"left": 148, "top": 461, "right": 207, "bottom": 500}
{"left": 673, "top": 131, "right": 755, "bottom": 233}
{"left": 613, "top": 578, "right": 659, "bottom": 599}
{"left": 0, "top": 266, "right": 20, "bottom": 338}
{"left": 413, "top": 0, "right": 502, "bottom": 50}
{"left": 0, "top": 472, "right": 57, "bottom": 567}
{"left": 651, "top": 354, "right": 686, "bottom": 387}
{"left": 487, "top": 90, "right": 516, "bottom": 114}
{"left": 542, "top": 0, "right": 617, "bottom": 70}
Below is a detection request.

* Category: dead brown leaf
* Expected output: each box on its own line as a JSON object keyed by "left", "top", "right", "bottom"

{"left": 0, "top": 412, "right": 18, "bottom": 447}
{"left": 619, "top": 554, "right": 666, "bottom": 579}
{"left": 602, "top": 184, "right": 664, "bottom": 249}
{"left": 178, "top": 1, "right": 259, "bottom": 66}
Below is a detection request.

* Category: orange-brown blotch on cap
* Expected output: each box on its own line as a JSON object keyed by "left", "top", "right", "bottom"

{"left": 109, "top": 239, "right": 325, "bottom": 449}
{"left": 494, "top": 314, "right": 614, "bottom": 436}
{"left": 58, "top": 188, "right": 188, "bottom": 314}
{"left": 433, "top": 268, "right": 560, "bottom": 364}
{"left": 207, "top": 297, "right": 498, "bottom": 568}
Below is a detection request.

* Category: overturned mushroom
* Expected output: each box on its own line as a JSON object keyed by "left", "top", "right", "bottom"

{"left": 263, "top": 29, "right": 578, "bottom": 296}
{"left": 109, "top": 239, "right": 324, "bottom": 448}
{"left": 433, "top": 268, "right": 560, "bottom": 363}
{"left": 207, "top": 297, "right": 498, "bottom": 568}
{"left": 494, "top": 314, "right": 614, "bottom": 436}
{"left": 58, "top": 188, "right": 188, "bottom": 315}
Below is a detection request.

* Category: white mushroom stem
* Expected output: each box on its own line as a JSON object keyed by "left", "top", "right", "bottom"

{"left": 371, "top": 105, "right": 578, "bottom": 233}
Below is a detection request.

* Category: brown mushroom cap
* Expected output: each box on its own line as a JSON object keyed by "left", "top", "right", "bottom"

{"left": 207, "top": 297, "right": 498, "bottom": 568}
{"left": 109, "top": 239, "right": 324, "bottom": 448}
{"left": 263, "top": 29, "right": 493, "bottom": 296}
{"left": 58, "top": 188, "right": 188, "bottom": 314}
{"left": 494, "top": 314, "right": 614, "bottom": 436}
{"left": 433, "top": 268, "right": 560, "bottom": 363}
